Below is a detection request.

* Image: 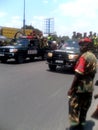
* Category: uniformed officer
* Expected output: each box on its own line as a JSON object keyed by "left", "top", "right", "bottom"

{"left": 68, "top": 37, "right": 97, "bottom": 126}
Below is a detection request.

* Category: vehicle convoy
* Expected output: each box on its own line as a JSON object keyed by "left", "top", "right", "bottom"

{"left": 0, "top": 36, "right": 49, "bottom": 63}
{"left": 46, "top": 40, "right": 80, "bottom": 71}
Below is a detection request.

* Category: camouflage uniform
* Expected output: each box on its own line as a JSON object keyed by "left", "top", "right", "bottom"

{"left": 69, "top": 51, "right": 97, "bottom": 124}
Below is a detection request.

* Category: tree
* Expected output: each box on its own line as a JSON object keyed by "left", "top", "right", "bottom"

{"left": 21, "top": 25, "right": 42, "bottom": 35}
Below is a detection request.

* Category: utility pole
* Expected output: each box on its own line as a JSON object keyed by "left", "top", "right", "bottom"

{"left": 23, "top": 0, "right": 25, "bottom": 35}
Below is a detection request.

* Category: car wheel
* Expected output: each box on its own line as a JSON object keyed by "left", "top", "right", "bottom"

{"left": 41, "top": 53, "right": 47, "bottom": 60}
{"left": 16, "top": 54, "right": 25, "bottom": 64}
{"left": 0, "top": 58, "right": 7, "bottom": 63}
{"left": 30, "top": 56, "right": 34, "bottom": 61}
{"left": 48, "top": 64, "right": 56, "bottom": 71}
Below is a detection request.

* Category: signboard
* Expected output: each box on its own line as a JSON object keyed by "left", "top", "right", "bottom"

{"left": 2, "top": 27, "right": 18, "bottom": 39}
{"left": 25, "top": 29, "right": 33, "bottom": 36}
{"left": 1, "top": 27, "right": 33, "bottom": 39}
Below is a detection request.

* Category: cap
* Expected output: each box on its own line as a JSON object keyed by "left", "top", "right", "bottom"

{"left": 79, "top": 37, "right": 92, "bottom": 45}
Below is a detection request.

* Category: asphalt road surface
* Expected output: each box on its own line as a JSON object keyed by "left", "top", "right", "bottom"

{"left": 0, "top": 59, "right": 98, "bottom": 130}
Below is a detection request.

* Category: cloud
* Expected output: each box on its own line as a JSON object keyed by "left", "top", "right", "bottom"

{"left": 31, "top": 16, "right": 46, "bottom": 31}
{"left": 58, "top": 0, "right": 98, "bottom": 18}
{"left": 1, "top": 0, "right": 98, "bottom": 37}
{"left": 3, "top": 16, "right": 22, "bottom": 28}
{"left": 53, "top": 0, "right": 98, "bottom": 36}
{"left": 11, "top": 16, "right": 22, "bottom": 27}
{"left": 0, "top": 12, "right": 7, "bottom": 18}
{"left": 33, "top": 16, "right": 45, "bottom": 20}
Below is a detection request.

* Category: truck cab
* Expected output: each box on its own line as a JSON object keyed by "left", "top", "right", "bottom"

{"left": 0, "top": 36, "right": 48, "bottom": 63}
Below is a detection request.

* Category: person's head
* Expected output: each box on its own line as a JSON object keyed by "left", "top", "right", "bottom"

{"left": 93, "top": 33, "right": 96, "bottom": 37}
{"left": 79, "top": 37, "right": 92, "bottom": 53}
{"left": 61, "top": 39, "right": 64, "bottom": 43}
{"left": 51, "top": 41, "right": 57, "bottom": 50}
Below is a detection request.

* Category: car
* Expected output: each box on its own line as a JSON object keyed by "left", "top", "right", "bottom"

{"left": 46, "top": 39, "right": 80, "bottom": 71}
{"left": 0, "top": 36, "right": 49, "bottom": 63}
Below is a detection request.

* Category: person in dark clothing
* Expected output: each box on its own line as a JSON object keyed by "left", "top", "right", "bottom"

{"left": 67, "top": 37, "right": 97, "bottom": 126}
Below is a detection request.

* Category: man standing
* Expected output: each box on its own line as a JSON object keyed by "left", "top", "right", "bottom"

{"left": 67, "top": 38, "right": 97, "bottom": 126}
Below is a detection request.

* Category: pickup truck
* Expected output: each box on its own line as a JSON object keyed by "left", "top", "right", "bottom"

{"left": 0, "top": 37, "right": 48, "bottom": 63}
{"left": 46, "top": 39, "right": 80, "bottom": 71}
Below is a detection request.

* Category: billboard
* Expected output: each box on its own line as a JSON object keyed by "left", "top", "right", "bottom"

{"left": 1, "top": 27, "right": 33, "bottom": 39}
{"left": 44, "top": 18, "right": 54, "bottom": 34}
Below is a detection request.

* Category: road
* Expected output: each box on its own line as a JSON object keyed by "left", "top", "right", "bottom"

{"left": 0, "top": 60, "right": 98, "bottom": 130}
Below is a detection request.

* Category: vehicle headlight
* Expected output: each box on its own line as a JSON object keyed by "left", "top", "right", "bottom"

{"left": 47, "top": 52, "right": 53, "bottom": 57}
{"left": 10, "top": 49, "right": 18, "bottom": 52}
{"left": 68, "top": 54, "right": 79, "bottom": 60}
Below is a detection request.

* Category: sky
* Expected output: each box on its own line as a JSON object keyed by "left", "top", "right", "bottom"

{"left": 0, "top": 0, "right": 98, "bottom": 37}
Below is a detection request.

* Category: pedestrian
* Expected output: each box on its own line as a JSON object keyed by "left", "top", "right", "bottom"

{"left": 67, "top": 37, "right": 97, "bottom": 126}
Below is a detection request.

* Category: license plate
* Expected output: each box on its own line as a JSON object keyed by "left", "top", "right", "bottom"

{"left": 0, "top": 53, "right": 4, "bottom": 56}
{"left": 28, "top": 50, "right": 37, "bottom": 54}
{"left": 55, "top": 60, "right": 63, "bottom": 63}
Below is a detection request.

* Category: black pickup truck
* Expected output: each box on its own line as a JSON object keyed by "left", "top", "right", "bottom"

{"left": 0, "top": 37, "right": 48, "bottom": 63}
{"left": 46, "top": 40, "right": 80, "bottom": 71}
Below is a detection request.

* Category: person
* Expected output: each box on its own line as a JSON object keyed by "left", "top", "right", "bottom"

{"left": 88, "top": 31, "right": 93, "bottom": 39}
{"left": 39, "top": 37, "right": 48, "bottom": 49}
{"left": 58, "top": 39, "right": 64, "bottom": 48}
{"left": 92, "top": 33, "right": 98, "bottom": 51}
{"left": 67, "top": 37, "right": 97, "bottom": 126}
{"left": 50, "top": 40, "right": 57, "bottom": 50}
{"left": 72, "top": 31, "right": 77, "bottom": 40}
{"left": 83, "top": 32, "right": 87, "bottom": 38}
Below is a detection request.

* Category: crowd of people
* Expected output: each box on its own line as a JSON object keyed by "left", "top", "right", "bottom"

{"left": 1, "top": 31, "right": 98, "bottom": 53}
{"left": 27, "top": 32, "right": 58, "bottom": 50}
{"left": 35, "top": 31, "right": 98, "bottom": 52}
{"left": 72, "top": 31, "right": 98, "bottom": 51}
{"left": 0, "top": 31, "right": 58, "bottom": 51}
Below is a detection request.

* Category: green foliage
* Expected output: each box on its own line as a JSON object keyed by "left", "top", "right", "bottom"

{"left": 21, "top": 25, "right": 42, "bottom": 34}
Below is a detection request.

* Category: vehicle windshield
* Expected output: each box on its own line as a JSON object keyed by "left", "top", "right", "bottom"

{"left": 59, "top": 40, "right": 80, "bottom": 50}
{"left": 10, "top": 38, "right": 29, "bottom": 46}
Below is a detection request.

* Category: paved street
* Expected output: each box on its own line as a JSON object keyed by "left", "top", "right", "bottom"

{"left": 0, "top": 60, "right": 98, "bottom": 130}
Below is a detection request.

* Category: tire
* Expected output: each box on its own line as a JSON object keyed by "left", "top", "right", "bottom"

{"left": 48, "top": 64, "right": 56, "bottom": 71}
{"left": 30, "top": 56, "right": 34, "bottom": 61}
{"left": 41, "top": 54, "right": 46, "bottom": 60}
{"left": 16, "top": 54, "right": 25, "bottom": 64}
{"left": 0, "top": 58, "right": 7, "bottom": 63}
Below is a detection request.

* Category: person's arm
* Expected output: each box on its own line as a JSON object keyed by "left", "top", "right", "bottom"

{"left": 67, "top": 55, "right": 85, "bottom": 97}
{"left": 67, "top": 72, "right": 80, "bottom": 97}
{"left": 94, "top": 94, "right": 98, "bottom": 99}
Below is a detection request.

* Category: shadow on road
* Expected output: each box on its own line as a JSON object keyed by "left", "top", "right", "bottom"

{"left": 66, "top": 120, "right": 95, "bottom": 130}
{"left": 0, "top": 58, "right": 44, "bottom": 65}
{"left": 46, "top": 67, "right": 75, "bottom": 75}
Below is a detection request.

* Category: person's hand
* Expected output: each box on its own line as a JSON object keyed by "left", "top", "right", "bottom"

{"left": 94, "top": 94, "right": 98, "bottom": 99}
{"left": 68, "top": 89, "right": 72, "bottom": 96}
{"left": 67, "top": 88, "right": 74, "bottom": 98}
